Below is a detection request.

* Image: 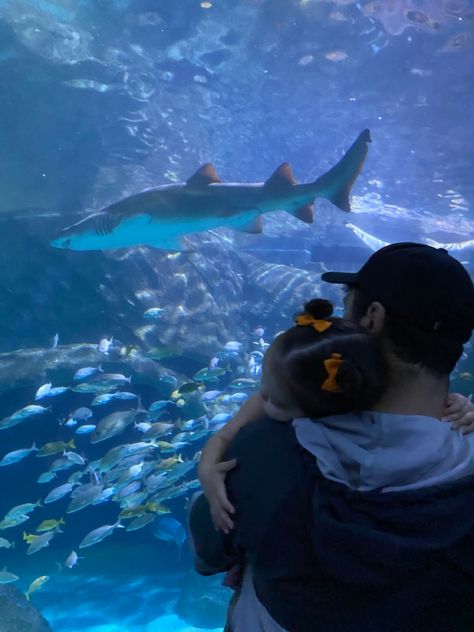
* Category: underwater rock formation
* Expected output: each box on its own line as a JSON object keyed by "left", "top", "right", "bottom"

{"left": 0, "top": 585, "right": 52, "bottom": 632}
{"left": 0, "top": 343, "right": 189, "bottom": 400}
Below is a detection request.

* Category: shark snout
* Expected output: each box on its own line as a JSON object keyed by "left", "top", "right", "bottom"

{"left": 51, "top": 236, "right": 71, "bottom": 249}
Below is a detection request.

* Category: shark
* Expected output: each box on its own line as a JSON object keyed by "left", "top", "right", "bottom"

{"left": 51, "top": 129, "right": 371, "bottom": 251}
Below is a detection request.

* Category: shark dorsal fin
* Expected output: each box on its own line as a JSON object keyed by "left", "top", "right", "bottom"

{"left": 264, "top": 163, "right": 297, "bottom": 188}
{"left": 186, "top": 163, "right": 221, "bottom": 187}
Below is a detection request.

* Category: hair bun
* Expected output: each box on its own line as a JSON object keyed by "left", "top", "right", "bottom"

{"left": 303, "top": 298, "right": 334, "bottom": 319}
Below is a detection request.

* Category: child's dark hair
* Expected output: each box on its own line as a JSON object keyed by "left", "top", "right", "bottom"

{"left": 269, "top": 298, "right": 386, "bottom": 418}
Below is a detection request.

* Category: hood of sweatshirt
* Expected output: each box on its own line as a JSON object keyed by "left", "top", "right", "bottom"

{"left": 293, "top": 411, "right": 474, "bottom": 492}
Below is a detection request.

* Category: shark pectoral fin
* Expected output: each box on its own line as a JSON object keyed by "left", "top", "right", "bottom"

{"left": 155, "top": 236, "right": 190, "bottom": 252}
{"left": 316, "top": 129, "right": 372, "bottom": 212}
{"left": 293, "top": 203, "right": 314, "bottom": 224}
{"left": 238, "top": 215, "right": 263, "bottom": 234}
{"left": 186, "top": 163, "right": 221, "bottom": 187}
{"left": 264, "top": 163, "right": 298, "bottom": 189}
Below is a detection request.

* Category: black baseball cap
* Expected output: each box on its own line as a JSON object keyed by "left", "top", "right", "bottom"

{"left": 322, "top": 242, "right": 474, "bottom": 342}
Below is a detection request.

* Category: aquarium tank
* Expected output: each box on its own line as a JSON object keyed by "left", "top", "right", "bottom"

{"left": 0, "top": 0, "right": 472, "bottom": 630}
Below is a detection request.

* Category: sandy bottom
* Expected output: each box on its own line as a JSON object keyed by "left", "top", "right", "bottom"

{"left": 57, "top": 615, "right": 222, "bottom": 632}
{"left": 36, "top": 570, "right": 227, "bottom": 632}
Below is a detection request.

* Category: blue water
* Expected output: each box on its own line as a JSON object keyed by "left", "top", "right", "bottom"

{"left": 0, "top": 0, "right": 473, "bottom": 629}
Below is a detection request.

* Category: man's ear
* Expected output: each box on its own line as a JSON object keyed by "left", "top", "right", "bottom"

{"left": 360, "top": 301, "right": 385, "bottom": 333}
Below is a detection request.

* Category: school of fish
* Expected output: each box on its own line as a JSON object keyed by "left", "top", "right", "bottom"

{"left": 0, "top": 327, "right": 267, "bottom": 599}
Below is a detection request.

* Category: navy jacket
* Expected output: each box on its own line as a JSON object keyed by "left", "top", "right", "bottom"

{"left": 189, "top": 418, "right": 474, "bottom": 631}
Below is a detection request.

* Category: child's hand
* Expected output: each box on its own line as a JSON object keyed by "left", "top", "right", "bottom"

{"left": 442, "top": 393, "right": 474, "bottom": 435}
{"left": 199, "top": 458, "right": 238, "bottom": 534}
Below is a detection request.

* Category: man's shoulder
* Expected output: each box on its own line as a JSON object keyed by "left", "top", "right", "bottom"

{"left": 224, "top": 418, "right": 303, "bottom": 491}
{"left": 228, "top": 417, "right": 297, "bottom": 455}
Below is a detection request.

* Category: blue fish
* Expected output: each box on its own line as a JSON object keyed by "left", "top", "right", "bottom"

{"left": 73, "top": 366, "right": 103, "bottom": 380}
{"left": 151, "top": 516, "right": 186, "bottom": 548}
{"left": 51, "top": 130, "right": 371, "bottom": 251}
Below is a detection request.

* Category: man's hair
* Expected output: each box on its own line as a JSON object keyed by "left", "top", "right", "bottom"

{"left": 349, "top": 286, "right": 465, "bottom": 375}
{"left": 269, "top": 299, "right": 386, "bottom": 418}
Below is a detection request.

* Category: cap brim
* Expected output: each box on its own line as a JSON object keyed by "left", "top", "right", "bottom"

{"left": 321, "top": 271, "right": 359, "bottom": 284}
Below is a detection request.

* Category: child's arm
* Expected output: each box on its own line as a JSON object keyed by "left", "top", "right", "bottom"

{"left": 443, "top": 393, "right": 474, "bottom": 434}
{"left": 198, "top": 393, "right": 266, "bottom": 533}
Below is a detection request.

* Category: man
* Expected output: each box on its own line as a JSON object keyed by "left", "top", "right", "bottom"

{"left": 189, "top": 243, "right": 474, "bottom": 632}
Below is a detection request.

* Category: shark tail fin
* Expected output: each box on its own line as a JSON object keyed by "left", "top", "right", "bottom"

{"left": 315, "top": 129, "right": 372, "bottom": 212}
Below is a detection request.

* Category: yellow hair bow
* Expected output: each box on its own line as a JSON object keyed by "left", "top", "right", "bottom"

{"left": 295, "top": 314, "right": 332, "bottom": 333}
{"left": 321, "top": 353, "right": 343, "bottom": 393}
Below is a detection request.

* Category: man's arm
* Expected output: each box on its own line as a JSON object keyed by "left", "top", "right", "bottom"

{"left": 188, "top": 491, "right": 237, "bottom": 575}
{"left": 198, "top": 393, "right": 266, "bottom": 532}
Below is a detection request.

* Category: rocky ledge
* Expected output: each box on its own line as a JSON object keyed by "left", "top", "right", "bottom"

{"left": 0, "top": 585, "right": 52, "bottom": 632}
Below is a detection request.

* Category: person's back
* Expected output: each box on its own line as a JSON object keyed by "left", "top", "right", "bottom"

{"left": 192, "top": 413, "right": 474, "bottom": 632}
{"left": 190, "top": 244, "right": 474, "bottom": 631}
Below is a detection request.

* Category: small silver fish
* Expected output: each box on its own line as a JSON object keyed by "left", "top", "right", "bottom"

{"left": 200, "top": 390, "right": 222, "bottom": 402}
{"left": 0, "top": 568, "right": 19, "bottom": 583}
{"left": 125, "top": 513, "right": 154, "bottom": 531}
{"left": 75, "top": 424, "right": 96, "bottom": 434}
{"left": 90, "top": 373, "right": 131, "bottom": 386}
{"left": 228, "top": 377, "right": 259, "bottom": 390}
{"left": 148, "top": 400, "right": 174, "bottom": 412}
{"left": 229, "top": 392, "right": 249, "bottom": 403}
{"left": 4, "top": 501, "right": 41, "bottom": 520}
{"left": 66, "top": 485, "right": 104, "bottom": 514}
{"left": 0, "top": 515, "right": 30, "bottom": 529}
{"left": 143, "top": 307, "right": 164, "bottom": 319}
{"left": 37, "top": 471, "right": 56, "bottom": 484}
{"left": 69, "top": 407, "right": 93, "bottom": 421}
{"left": 91, "top": 393, "right": 115, "bottom": 406}
{"left": 44, "top": 483, "right": 75, "bottom": 504}
{"left": 79, "top": 520, "right": 122, "bottom": 548}
{"left": 224, "top": 341, "right": 243, "bottom": 351}
{"left": 112, "top": 391, "right": 137, "bottom": 401}
{"left": 35, "top": 383, "right": 52, "bottom": 400}
{"left": 193, "top": 367, "right": 227, "bottom": 382}
{"left": 11, "top": 405, "right": 50, "bottom": 420}
{"left": 42, "top": 386, "right": 70, "bottom": 398}
{"left": 73, "top": 366, "right": 103, "bottom": 380}
{"left": 134, "top": 421, "right": 152, "bottom": 432}
{"left": 64, "top": 79, "right": 118, "bottom": 92}
{"left": 64, "top": 550, "right": 81, "bottom": 568}
{"left": 72, "top": 383, "right": 117, "bottom": 394}
{"left": 98, "top": 336, "right": 114, "bottom": 354}
{"left": 27, "top": 530, "right": 56, "bottom": 555}
{"left": 91, "top": 411, "right": 137, "bottom": 444}
{"left": 209, "top": 413, "right": 232, "bottom": 424}
{"left": 50, "top": 456, "right": 74, "bottom": 472}
{"left": 0, "top": 444, "right": 38, "bottom": 467}
{"left": 64, "top": 451, "right": 86, "bottom": 465}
